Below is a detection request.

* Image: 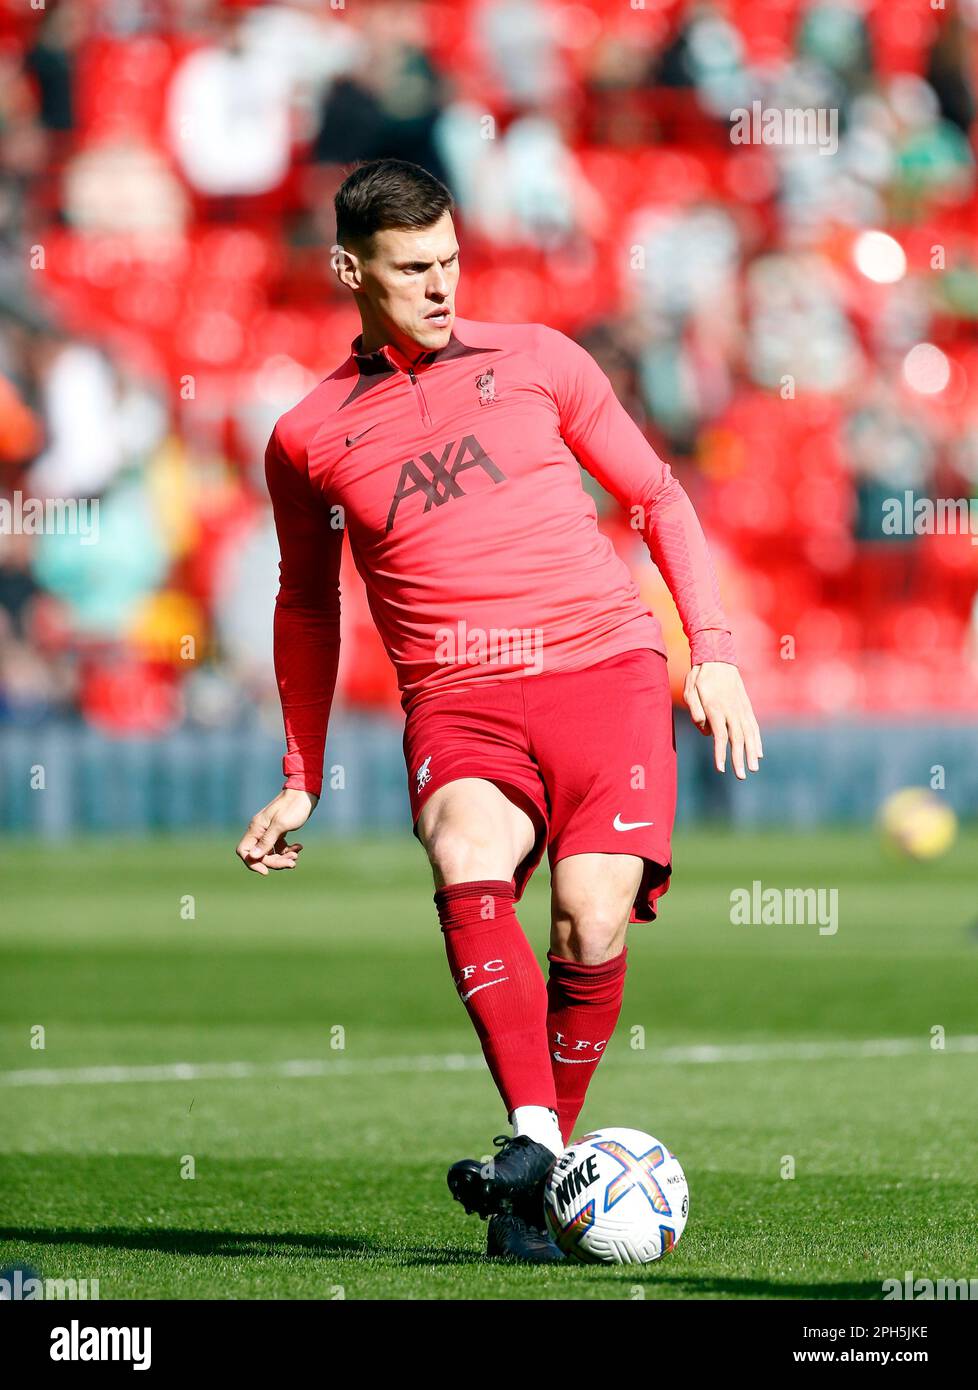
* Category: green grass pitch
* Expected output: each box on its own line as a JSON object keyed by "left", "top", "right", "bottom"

{"left": 2, "top": 827, "right": 977, "bottom": 1300}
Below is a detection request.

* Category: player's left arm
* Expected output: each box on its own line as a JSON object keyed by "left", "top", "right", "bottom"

{"left": 544, "top": 327, "right": 762, "bottom": 778}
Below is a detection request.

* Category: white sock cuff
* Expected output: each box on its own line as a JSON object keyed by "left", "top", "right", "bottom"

{"left": 510, "top": 1104, "right": 564, "bottom": 1157}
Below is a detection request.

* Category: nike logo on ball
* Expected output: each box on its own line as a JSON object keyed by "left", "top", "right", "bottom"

{"left": 613, "top": 814, "right": 654, "bottom": 831}
{"left": 345, "top": 424, "right": 377, "bottom": 448}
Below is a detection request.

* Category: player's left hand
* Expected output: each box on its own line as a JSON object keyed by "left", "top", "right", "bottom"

{"left": 235, "top": 788, "right": 318, "bottom": 875}
{"left": 683, "top": 662, "right": 763, "bottom": 779}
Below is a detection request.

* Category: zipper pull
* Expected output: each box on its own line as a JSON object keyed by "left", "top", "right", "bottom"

{"left": 408, "top": 367, "right": 417, "bottom": 383}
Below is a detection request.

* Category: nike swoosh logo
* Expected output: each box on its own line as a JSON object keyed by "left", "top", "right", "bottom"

{"left": 460, "top": 977, "right": 508, "bottom": 1003}
{"left": 553, "top": 1052, "right": 600, "bottom": 1065}
{"left": 345, "top": 424, "right": 377, "bottom": 448}
{"left": 613, "top": 814, "right": 655, "bottom": 831}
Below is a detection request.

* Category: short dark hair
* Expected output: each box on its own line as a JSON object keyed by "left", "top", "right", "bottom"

{"left": 334, "top": 159, "right": 454, "bottom": 250}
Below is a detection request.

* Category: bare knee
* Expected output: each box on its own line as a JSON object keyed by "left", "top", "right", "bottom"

{"left": 551, "top": 902, "right": 627, "bottom": 964}
{"left": 418, "top": 780, "right": 536, "bottom": 888}
{"left": 550, "top": 854, "right": 641, "bottom": 963}
{"left": 425, "top": 823, "right": 510, "bottom": 885}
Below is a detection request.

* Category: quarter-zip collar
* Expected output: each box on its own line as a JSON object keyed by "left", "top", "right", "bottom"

{"left": 340, "top": 324, "right": 501, "bottom": 409}
{"left": 351, "top": 333, "right": 447, "bottom": 374}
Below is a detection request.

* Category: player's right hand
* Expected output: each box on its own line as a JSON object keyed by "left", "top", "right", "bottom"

{"left": 235, "top": 789, "right": 318, "bottom": 875}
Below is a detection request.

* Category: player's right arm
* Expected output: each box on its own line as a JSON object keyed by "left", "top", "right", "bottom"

{"left": 236, "top": 427, "right": 343, "bottom": 875}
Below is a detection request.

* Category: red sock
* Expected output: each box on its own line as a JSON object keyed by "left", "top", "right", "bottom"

{"left": 435, "top": 879, "right": 557, "bottom": 1115}
{"left": 546, "top": 948, "right": 627, "bottom": 1144}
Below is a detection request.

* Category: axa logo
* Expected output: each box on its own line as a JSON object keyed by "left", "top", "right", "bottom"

{"left": 385, "top": 434, "right": 505, "bottom": 532}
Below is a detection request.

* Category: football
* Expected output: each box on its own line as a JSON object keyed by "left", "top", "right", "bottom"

{"left": 880, "top": 787, "right": 957, "bottom": 861}
{"left": 544, "top": 1127, "right": 689, "bottom": 1264}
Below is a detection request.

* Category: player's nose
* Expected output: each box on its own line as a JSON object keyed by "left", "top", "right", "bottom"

{"left": 427, "top": 268, "right": 449, "bottom": 297}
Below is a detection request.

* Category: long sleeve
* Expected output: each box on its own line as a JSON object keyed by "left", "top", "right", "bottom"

{"left": 265, "top": 427, "right": 343, "bottom": 797}
{"left": 545, "top": 329, "right": 736, "bottom": 667}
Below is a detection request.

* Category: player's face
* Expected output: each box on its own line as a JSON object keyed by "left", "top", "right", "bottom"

{"left": 353, "top": 212, "right": 459, "bottom": 354}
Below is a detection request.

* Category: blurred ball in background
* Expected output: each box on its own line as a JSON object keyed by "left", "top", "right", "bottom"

{"left": 879, "top": 786, "right": 958, "bottom": 861}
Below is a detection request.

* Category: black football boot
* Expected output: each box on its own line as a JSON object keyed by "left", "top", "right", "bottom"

{"left": 486, "top": 1210, "right": 565, "bottom": 1264}
{"left": 447, "top": 1133, "right": 557, "bottom": 1221}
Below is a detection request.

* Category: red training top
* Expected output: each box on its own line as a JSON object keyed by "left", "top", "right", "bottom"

{"left": 266, "top": 317, "right": 736, "bottom": 797}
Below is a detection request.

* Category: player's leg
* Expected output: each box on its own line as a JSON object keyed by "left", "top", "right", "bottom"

{"left": 404, "top": 680, "right": 569, "bottom": 1258}
{"left": 418, "top": 776, "right": 561, "bottom": 1135}
{"left": 547, "top": 851, "right": 643, "bottom": 1143}
{"left": 421, "top": 778, "right": 556, "bottom": 1128}
{"left": 418, "top": 778, "right": 565, "bottom": 1260}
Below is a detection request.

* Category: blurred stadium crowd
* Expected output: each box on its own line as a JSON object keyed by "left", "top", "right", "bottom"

{"left": 2, "top": 0, "right": 978, "bottom": 742}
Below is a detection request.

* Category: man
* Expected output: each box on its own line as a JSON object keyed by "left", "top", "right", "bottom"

{"left": 236, "top": 158, "right": 761, "bottom": 1263}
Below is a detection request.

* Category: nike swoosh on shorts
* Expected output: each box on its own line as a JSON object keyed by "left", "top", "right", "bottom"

{"left": 613, "top": 814, "right": 655, "bottom": 831}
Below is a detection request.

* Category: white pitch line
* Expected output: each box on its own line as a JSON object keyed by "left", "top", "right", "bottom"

{"left": 659, "top": 1036, "right": 978, "bottom": 1064}
{"left": 2, "top": 1035, "right": 977, "bottom": 1089}
{"left": 0, "top": 1053, "right": 486, "bottom": 1089}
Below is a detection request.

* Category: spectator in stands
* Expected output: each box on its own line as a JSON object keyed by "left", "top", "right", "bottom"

{"left": 166, "top": 7, "right": 295, "bottom": 199}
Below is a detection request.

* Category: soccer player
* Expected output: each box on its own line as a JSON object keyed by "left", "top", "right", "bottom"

{"left": 236, "top": 158, "right": 761, "bottom": 1263}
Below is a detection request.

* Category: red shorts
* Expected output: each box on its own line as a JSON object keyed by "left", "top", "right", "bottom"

{"left": 403, "top": 648, "right": 677, "bottom": 923}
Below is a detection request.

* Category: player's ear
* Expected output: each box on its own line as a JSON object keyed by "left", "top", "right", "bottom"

{"left": 331, "top": 242, "right": 361, "bottom": 291}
